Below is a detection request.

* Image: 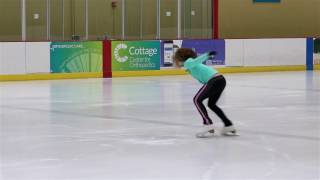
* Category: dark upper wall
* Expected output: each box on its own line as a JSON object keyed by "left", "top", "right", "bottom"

{"left": 219, "top": 0, "right": 320, "bottom": 38}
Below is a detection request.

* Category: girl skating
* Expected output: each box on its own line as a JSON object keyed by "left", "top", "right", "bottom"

{"left": 174, "top": 48, "right": 238, "bottom": 138}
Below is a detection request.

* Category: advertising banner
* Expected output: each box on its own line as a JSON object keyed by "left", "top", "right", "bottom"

{"left": 112, "top": 41, "right": 161, "bottom": 71}
{"left": 253, "top": 0, "right": 280, "bottom": 2}
{"left": 161, "top": 39, "right": 225, "bottom": 67}
{"left": 50, "top": 41, "right": 103, "bottom": 73}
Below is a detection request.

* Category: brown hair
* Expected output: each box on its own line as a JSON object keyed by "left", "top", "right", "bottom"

{"left": 174, "top": 48, "right": 197, "bottom": 62}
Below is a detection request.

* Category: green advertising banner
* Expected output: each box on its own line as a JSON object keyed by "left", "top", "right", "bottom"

{"left": 51, "top": 41, "right": 103, "bottom": 73}
{"left": 112, "top": 41, "right": 161, "bottom": 71}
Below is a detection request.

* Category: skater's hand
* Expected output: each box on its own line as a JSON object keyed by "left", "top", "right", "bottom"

{"left": 208, "top": 51, "right": 217, "bottom": 56}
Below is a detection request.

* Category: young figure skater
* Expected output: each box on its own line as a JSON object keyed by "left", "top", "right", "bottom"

{"left": 174, "top": 48, "right": 237, "bottom": 138}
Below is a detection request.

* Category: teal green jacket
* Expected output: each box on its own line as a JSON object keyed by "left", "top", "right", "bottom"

{"left": 184, "top": 53, "right": 218, "bottom": 84}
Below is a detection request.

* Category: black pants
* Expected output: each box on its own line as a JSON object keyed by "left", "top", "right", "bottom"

{"left": 193, "top": 75, "right": 233, "bottom": 126}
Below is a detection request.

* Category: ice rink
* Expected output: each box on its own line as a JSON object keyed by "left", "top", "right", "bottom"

{"left": 0, "top": 71, "right": 319, "bottom": 180}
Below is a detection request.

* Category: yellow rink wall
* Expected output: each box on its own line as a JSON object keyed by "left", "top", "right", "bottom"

{"left": 0, "top": 72, "right": 103, "bottom": 82}
{"left": 0, "top": 65, "right": 314, "bottom": 81}
{"left": 112, "top": 65, "right": 309, "bottom": 78}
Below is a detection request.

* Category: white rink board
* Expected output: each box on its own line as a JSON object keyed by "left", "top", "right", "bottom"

{"left": 26, "top": 42, "right": 50, "bottom": 73}
{"left": 225, "top": 38, "right": 306, "bottom": 66}
{"left": 225, "top": 39, "right": 244, "bottom": 66}
{"left": 0, "top": 42, "right": 26, "bottom": 75}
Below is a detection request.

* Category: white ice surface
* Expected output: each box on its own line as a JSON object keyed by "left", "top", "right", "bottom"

{"left": 0, "top": 71, "right": 319, "bottom": 180}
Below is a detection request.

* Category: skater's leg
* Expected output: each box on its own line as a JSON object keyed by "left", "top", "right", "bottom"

{"left": 207, "top": 76, "right": 233, "bottom": 127}
{"left": 208, "top": 97, "right": 233, "bottom": 127}
{"left": 193, "top": 84, "right": 213, "bottom": 125}
{"left": 207, "top": 76, "right": 238, "bottom": 136}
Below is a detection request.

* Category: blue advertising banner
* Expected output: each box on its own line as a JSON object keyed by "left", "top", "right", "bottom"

{"left": 253, "top": 0, "right": 280, "bottom": 3}
{"left": 160, "top": 40, "right": 225, "bottom": 67}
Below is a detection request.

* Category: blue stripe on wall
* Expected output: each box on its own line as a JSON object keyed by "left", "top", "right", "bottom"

{"left": 306, "top": 38, "right": 314, "bottom": 71}
{"left": 253, "top": 0, "right": 280, "bottom": 2}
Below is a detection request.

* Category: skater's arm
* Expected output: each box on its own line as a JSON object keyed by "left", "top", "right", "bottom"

{"left": 184, "top": 52, "right": 215, "bottom": 69}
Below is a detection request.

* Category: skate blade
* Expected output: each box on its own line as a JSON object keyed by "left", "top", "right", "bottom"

{"left": 222, "top": 131, "right": 239, "bottom": 136}
{"left": 196, "top": 132, "right": 215, "bottom": 138}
